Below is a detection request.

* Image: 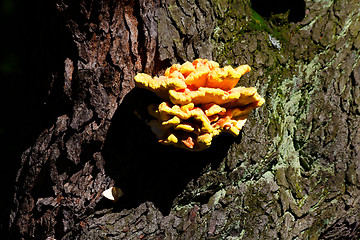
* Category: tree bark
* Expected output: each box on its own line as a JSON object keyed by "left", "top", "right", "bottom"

{"left": 9, "top": 0, "right": 360, "bottom": 239}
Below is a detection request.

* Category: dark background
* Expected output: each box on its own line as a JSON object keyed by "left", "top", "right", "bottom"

{"left": 0, "top": 0, "right": 75, "bottom": 233}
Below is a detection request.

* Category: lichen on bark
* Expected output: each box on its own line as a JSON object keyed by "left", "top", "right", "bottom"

{"left": 9, "top": 0, "right": 360, "bottom": 239}
{"left": 76, "top": 0, "right": 360, "bottom": 239}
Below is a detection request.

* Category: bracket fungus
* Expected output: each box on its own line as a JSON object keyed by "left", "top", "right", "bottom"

{"left": 135, "top": 59, "right": 265, "bottom": 151}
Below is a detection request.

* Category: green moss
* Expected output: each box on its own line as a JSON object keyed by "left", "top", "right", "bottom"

{"left": 249, "top": 9, "right": 275, "bottom": 35}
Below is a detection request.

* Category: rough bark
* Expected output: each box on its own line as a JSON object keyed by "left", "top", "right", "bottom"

{"left": 9, "top": 0, "right": 159, "bottom": 238}
{"left": 9, "top": 0, "right": 360, "bottom": 239}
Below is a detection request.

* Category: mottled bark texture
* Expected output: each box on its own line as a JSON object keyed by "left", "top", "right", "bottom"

{"left": 9, "top": 0, "right": 360, "bottom": 239}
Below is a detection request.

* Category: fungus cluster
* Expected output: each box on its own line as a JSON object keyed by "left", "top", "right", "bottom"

{"left": 135, "top": 59, "right": 265, "bottom": 151}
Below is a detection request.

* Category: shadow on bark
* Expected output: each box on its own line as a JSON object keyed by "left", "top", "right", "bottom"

{"left": 102, "top": 88, "right": 238, "bottom": 214}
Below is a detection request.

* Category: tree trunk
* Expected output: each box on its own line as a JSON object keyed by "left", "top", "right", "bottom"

{"left": 9, "top": 0, "right": 360, "bottom": 239}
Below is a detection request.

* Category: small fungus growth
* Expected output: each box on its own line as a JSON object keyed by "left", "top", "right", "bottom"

{"left": 102, "top": 186, "right": 124, "bottom": 202}
{"left": 135, "top": 59, "right": 265, "bottom": 151}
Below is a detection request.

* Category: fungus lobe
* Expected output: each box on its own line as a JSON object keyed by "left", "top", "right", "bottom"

{"left": 134, "top": 59, "right": 265, "bottom": 151}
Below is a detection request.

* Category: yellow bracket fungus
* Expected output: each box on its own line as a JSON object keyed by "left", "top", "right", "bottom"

{"left": 135, "top": 58, "right": 265, "bottom": 151}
